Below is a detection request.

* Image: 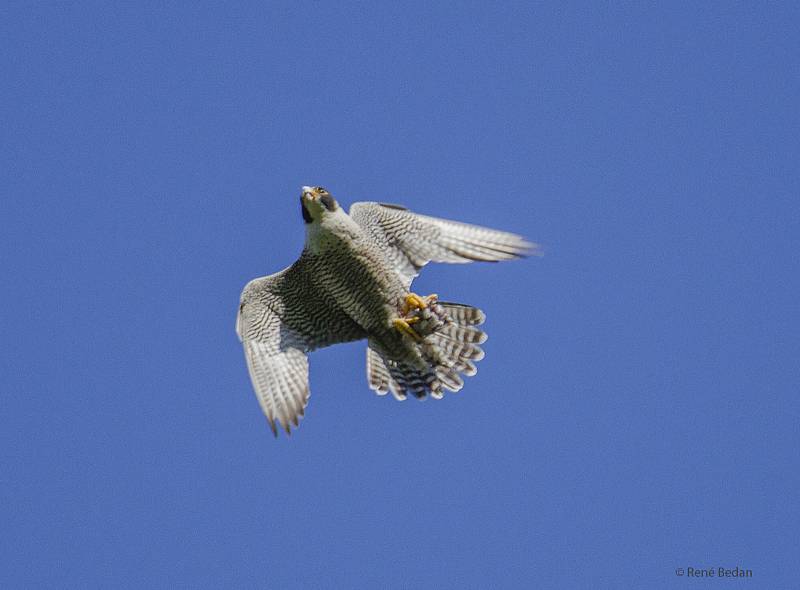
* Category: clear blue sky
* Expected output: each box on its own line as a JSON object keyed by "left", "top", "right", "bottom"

{"left": 2, "top": 3, "right": 798, "bottom": 588}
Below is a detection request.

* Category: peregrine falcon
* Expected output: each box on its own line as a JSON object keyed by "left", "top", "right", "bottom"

{"left": 236, "top": 186, "right": 535, "bottom": 435}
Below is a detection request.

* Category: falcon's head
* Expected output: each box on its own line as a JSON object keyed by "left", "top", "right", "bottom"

{"left": 300, "top": 186, "right": 339, "bottom": 223}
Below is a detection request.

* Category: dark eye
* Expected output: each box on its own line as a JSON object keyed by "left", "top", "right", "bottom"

{"left": 320, "top": 193, "right": 337, "bottom": 212}
{"left": 316, "top": 186, "right": 328, "bottom": 194}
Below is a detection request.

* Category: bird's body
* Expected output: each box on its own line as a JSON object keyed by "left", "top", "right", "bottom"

{"left": 304, "top": 210, "right": 407, "bottom": 336}
{"left": 237, "top": 186, "right": 535, "bottom": 435}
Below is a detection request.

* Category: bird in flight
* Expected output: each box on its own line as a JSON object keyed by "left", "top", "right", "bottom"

{"left": 236, "top": 186, "right": 535, "bottom": 435}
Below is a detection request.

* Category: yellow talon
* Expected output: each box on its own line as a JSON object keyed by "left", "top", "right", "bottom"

{"left": 393, "top": 318, "right": 423, "bottom": 341}
{"left": 402, "top": 293, "right": 428, "bottom": 315}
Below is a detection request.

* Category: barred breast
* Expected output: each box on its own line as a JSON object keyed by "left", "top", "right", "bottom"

{"left": 303, "top": 230, "right": 407, "bottom": 334}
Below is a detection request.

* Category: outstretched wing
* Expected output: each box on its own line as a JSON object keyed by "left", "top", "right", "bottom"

{"left": 349, "top": 201, "right": 536, "bottom": 286}
{"left": 237, "top": 255, "right": 367, "bottom": 435}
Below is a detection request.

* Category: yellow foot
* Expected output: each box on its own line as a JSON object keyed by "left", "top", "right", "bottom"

{"left": 393, "top": 318, "right": 423, "bottom": 341}
{"left": 401, "top": 293, "right": 438, "bottom": 316}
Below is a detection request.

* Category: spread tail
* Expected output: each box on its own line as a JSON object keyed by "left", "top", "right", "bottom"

{"left": 366, "top": 302, "right": 487, "bottom": 400}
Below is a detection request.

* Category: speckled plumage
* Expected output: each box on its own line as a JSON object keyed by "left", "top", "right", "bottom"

{"left": 237, "top": 186, "right": 535, "bottom": 435}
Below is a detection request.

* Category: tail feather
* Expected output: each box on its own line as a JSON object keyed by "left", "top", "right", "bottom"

{"left": 366, "top": 347, "right": 392, "bottom": 396}
{"left": 436, "top": 322, "right": 487, "bottom": 344}
{"left": 435, "top": 301, "right": 485, "bottom": 326}
{"left": 425, "top": 333, "right": 485, "bottom": 363}
{"left": 389, "top": 362, "right": 436, "bottom": 400}
{"left": 434, "top": 364, "right": 464, "bottom": 393}
{"left": 365, "top": 301, "right": 487, "bottom": 400}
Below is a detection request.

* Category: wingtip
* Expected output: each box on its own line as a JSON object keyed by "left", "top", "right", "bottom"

{"left": 521, "top": 240, "right": 544, "bottom": 258}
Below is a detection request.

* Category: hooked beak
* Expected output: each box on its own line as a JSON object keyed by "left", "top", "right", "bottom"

{"left": 301, "top": 186, "right": 319, "bottom": 200}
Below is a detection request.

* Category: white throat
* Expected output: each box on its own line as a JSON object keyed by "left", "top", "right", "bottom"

{"left": 304, "top": 209, "right": 362, "bottom": 255}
